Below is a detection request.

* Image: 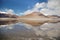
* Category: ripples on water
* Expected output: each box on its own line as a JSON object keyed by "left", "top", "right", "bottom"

{"left": 0, "top": 22, "right": 60, "bottom": 40}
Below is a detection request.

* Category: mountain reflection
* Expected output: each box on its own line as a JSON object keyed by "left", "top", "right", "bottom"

{"left": 0, "top": 20, "right": 18, "bottom": 25}
{"left": 0, "top": 22, "right": 60, "bottom": 40}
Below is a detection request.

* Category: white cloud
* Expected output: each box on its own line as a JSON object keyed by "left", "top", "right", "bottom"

{"left": 0, "top": 9, "right": 15, "bottom": 15}
{"left": 24, "top": 2, "right": 46, "bottom": 15}
{"left": 6, "top": 9, "right": 14, "bottom": 14}
{"left": 0, "top": 9, "right": 23, "bottom": 16}
{"left": 34, "top": 2, "right": 46, "bottom": 10}
{"left": 0, "top": 0, "right": 60, "bottom": 16}
{"left": 24, "top": 0, "right": 60, "bottom": 16}
{"left": 47, "top": 0, "right": 60, "bottom": 9}
{"left": 40, "top": 0, "right": 60, "bottom": 16}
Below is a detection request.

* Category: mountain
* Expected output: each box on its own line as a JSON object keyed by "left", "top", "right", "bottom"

{"left": 0, "top": 12, "right": 19, "bottom": 25}
{"left": 0, "top": 12, "right": 18, "bottom": 18}
{"left": 47, "top": 15, "right": 60, "bottom": 18}
{"left": 19, "top": 12, "right": 49, "bottom": 26}
{"left": 19, "top": 12, "right": 46, "bottom": 18}
{"left": 19, "top": 12, "right": 60, "bottom": 26}
{"left": 26, "top": 12, "right": 44, "bottom": 16}
{"left": 0, "top": 11, "right": 60, "bottom": 26}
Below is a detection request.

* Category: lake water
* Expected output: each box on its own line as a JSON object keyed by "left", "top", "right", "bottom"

{"left": 0, "top": 22, "right": 60, "bottom": 40}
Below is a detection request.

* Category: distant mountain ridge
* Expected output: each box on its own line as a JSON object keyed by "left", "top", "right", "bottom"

{"left": 0, "top": 11, "right": 60, "bottom": 26}
{"left": 47, "top": 15, "right": 60, "bottom": 18}
{"left": 0, "top": 12, "right": 18, "bottom": 18}
{"left": 19, "top": 12, "right": 60, "bottom": 18}
{"left": 25, "top": 12, "right": 44, "bottom": 16}
{"left": 0, "top": 11, "right": 60, "bottom": 18}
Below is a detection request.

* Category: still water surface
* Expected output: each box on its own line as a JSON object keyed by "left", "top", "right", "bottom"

{"left": 0, "top": 22, "right": 60, "bottom": 40}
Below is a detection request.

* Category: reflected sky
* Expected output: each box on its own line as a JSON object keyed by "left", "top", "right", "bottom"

{"left": 0, "top": 22, "right": 60, "bottom": 37}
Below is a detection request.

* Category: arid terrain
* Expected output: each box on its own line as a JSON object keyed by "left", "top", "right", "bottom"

{"left": 0, "top": 12, "right": 60, "bottom": 26}
{"left": 0, "top": 12, "right": 60, "bottom": 40}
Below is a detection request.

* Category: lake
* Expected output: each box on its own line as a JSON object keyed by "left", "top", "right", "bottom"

{"left": 0, "top": 22, "right": 60, "bottom": 40}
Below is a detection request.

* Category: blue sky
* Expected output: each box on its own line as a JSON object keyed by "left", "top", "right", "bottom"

{"left": 0, "top": 0, "right": 48, "bottom": 14}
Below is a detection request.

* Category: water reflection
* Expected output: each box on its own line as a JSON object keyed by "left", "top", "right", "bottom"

{"left": 0, "top": 22, "right": 60, "bottom": 40}
{"left": 0, "top": 20, "right": 18, "bottom": 25}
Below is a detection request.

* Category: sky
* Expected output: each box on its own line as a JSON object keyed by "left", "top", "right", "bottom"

{"left": 0, "top": 0, "right": 60, "bottom": 16}
{"left": 0, "top": 0, "right": 48, "bottom": 11}
{"left": 0, "top": 0, "right": 48, "bottom": 15}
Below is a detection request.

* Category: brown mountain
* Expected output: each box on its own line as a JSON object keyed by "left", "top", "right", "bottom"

{"left": 0, "top": 12, "right": 18, "bottom": 18}
{"left": 19, "top": 12, "right": 46, "bottom": 18}
{"left": 26, "top": 12, "right": 44, "bottom": 16}
{"left": 0, "top": 12, "right": 60, "bottom": 26}
{"left": 19, "top": 12, "right": 60, "bottom": 26}
{"left": 19, "top": 12, "right": 49, "bottom": 26}
{"left": 0, "top": 12, "right": 19, "bottom": 25}
{"left": 47, "top": 15, "right": 60, "bottom": 18}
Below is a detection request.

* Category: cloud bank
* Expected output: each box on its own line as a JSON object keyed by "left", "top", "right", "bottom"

{"left": 24, "top": 0, "right": 60, "bottom": 16}
{"left": 24, "top": 2, "right": 46, "bottom": 15}
{"left": 0, "top": 0, "right": 60, "bottom": 16}
{"left": 40, "top": 0, "right": 60, "bottom": 16}
{"left": 0, "top": 9, "right": 15, "bottom": 14}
